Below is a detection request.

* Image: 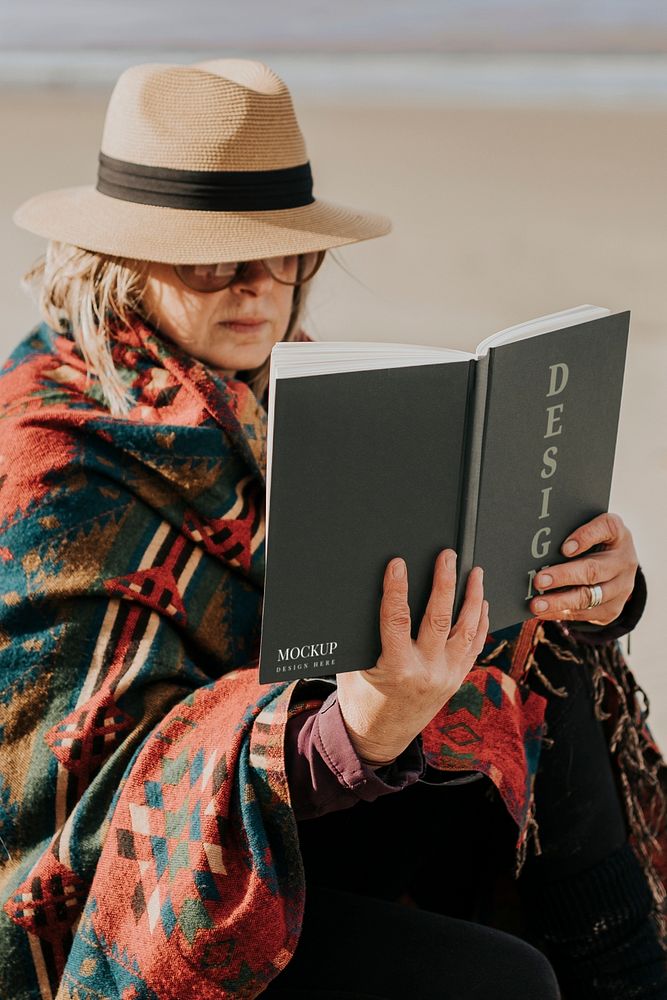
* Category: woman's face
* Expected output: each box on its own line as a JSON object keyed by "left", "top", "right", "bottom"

{"left": 141, "top": 260, "right": 296, "bottom": 376}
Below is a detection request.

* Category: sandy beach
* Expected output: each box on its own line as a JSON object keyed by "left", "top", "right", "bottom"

{"left": 2, "top": 86, "right": 666, "bottom": 741}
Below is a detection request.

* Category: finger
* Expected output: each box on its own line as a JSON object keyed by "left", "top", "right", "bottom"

{"left": 560, "top": 512, "right": 625, "bottom": 558}
{"left": 530, "top": 576, "right": 627, "bottom": 623}
{"left": 472, "top": 599, "right": 490, "bottom": 660}
{"left": 448, "top": 566, "right": 484, "bottom": 655}
{"left": 378, "top": 557, "right": 413, "bottom": 661}
{"left": 416, "top": 549, "right": 457, "bottom": 659}
{"left": 532, "top": 550, "right": 621, "bottom": 593}
{"left": 451, "top": 597, "right": 489, "bottom": 690}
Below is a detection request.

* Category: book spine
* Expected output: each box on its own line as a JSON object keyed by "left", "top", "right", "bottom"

{"left": 454, "top": 353, "right": 490, "bottom": 615}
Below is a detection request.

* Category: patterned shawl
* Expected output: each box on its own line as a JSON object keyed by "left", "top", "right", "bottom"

{"left": 0, "top": 316, "right": 664, "bottom": 999}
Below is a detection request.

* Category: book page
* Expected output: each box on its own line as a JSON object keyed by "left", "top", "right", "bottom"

{"left": 475, "top": 305, "right": 610, "bottom": 357}
{"left": 270, "top": 340, "right": 473, "bottom": 378}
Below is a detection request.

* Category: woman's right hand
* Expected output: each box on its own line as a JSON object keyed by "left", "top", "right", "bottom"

{"left": 336, "top": 550, "right": 488, "bottom": 766}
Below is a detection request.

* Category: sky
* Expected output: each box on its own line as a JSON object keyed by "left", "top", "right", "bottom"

{"left": 1, "top": 0, "right": 667, "bottom": 53}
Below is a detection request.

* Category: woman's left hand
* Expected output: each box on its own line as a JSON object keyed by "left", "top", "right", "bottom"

{"left": 529, "top": 512, "right": 638, "bottom": 626}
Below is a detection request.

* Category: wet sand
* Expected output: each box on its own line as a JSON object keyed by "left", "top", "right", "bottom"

{"left": 2, "top": 87, "right": 666, "bottom": 740}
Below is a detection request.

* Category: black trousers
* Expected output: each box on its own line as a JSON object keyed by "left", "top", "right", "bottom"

{"left": 261, "top": 882, "right": 559, "bottom": 999}
{"left": 263, "top": 643, "right": 657, "bottom": 999}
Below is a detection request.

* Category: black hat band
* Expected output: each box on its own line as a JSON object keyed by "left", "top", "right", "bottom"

{"left": 96, "top": 152, "right": 315, "bottom": 211}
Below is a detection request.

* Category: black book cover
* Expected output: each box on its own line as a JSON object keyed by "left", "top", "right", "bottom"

{"left": 259, "top": 311, "right": 629, "bottom": 683}
{"left": 260, "top": 361, "right": 471, "bottom": 682}
{"left": 471, "top": 311, "right": 629, "bottom": 629}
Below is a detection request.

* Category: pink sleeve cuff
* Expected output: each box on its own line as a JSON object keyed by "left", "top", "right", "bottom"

{"left": 285, "top": 688, "right": 425, "bottom": 821}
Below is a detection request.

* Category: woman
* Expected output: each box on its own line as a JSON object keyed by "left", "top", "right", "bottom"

{"left": 0, "top": 59, "right": 664, "bottom": 1000}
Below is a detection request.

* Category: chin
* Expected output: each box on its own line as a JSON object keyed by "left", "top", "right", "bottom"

{"left": 218, "top": 343, "right": 275, "bottom": 371}
{"left": 234, "top": 347, "right": 272, "bottom": 369}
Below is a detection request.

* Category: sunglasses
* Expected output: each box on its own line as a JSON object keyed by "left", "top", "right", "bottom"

{"left": 174, "top": 250, "right": 326, "bottom": 293}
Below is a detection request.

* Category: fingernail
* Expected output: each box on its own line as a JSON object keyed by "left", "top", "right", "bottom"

{"left": 536, "top": 573, "right": 553, "bottom": 588}
{"left": 445, "top": 550, "right": 456, "bottom": 570}
{"left": 562, "top": 539, "right": 578, "bottom": 555}
{"left": 392, "top": 559, "right": 405, "bottom": 579}
{"left": 534, "top": 599, "right": 548, "bottom": 612}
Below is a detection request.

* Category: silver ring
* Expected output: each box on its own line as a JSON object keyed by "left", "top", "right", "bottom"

{"left": 586, "top": 584, "right": 604, "bottom": 609}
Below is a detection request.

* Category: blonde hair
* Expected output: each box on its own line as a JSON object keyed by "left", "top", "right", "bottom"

{"left": 21, "top": 241, "right": 309, "bottom": 417}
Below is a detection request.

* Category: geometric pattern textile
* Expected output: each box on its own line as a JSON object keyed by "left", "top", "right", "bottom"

{"left": 0, "top": 315, "right": 310, "bottom": 1000}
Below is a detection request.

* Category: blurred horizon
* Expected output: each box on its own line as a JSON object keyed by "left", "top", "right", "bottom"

{"left": 3, "top": 1, "right": 667, "bottom": 106}
{"left": 2, "top": 53, "right": 667, "bottom": 110}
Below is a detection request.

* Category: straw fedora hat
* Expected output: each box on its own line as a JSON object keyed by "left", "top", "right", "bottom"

{"left": 13, "top": 58, "right": 391, "bottom": 264}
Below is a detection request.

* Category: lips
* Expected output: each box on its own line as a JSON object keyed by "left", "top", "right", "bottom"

{"left": 218, "top": 317, "right": 269, "bottom": 336}
{"left": 220, "top": 318, "right": 266, "bottom": 326}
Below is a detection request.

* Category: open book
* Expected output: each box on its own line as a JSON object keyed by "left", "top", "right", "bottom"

{"left": 258, "top": 306, "right": 630, "bottom": 684}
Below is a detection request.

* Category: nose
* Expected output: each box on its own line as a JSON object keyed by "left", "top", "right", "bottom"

{"left": 230, "top": 259, "right": 275, "bottom": 295}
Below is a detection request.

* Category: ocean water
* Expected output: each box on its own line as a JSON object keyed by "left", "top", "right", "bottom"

{"left": 2, "top": 52, "right": 667, "bottom": 108}
{"left": 2, "top": 0, "right": 667, "bottom": 104}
